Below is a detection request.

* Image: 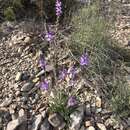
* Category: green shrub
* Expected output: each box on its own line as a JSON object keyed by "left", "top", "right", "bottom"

{"left": 48, "top": 91, "right": 76, "bottom": 124}
{"left": 111, "top": 78, "right": 130, "bottom": 118}
{"left": 70, "top": 2, "right": 114, "bottom": 75}
{"left": 70, "top": 1, "right": 130, "bottom": 119}
{"left": 4, "top": 7, "right": 15, "bottom": 21}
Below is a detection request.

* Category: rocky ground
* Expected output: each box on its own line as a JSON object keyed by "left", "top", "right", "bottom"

{"left": 0, "top": 1, "right": 130, "bottom": 130}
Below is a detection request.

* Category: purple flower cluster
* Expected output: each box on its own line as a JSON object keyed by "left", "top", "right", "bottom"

{"left": 45, "top": 32, "right": 54, "bottom": 42}
{"left": 80, "top": 53, "right": 89, "bottom": 66}
{"left": 67, "top": 96, "right": 77, "bottom": 107}
{"left": 59, "top": 68, "right": 68, "bottom": 80}
{"left": 55, "top": 0, "right": 62, "bottom": 16}
{"left": 39, "top": 56, "right": 46, "bottom": 70}
{"left": 40, "top": 80, "right": 49, "bottom": 90}
{"left": 59, "top": 66, "right": 77, "bottom": 81}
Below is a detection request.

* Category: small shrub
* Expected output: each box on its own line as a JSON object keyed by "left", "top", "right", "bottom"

{"left": 4, "top": 7, "right": 15, "bottom": 21}
{"left": 48, "top": 91, "right": 77, "bottom": 124}
{"left": 111, "top": 79, "right": 130, "bottom": 118}
{"left": 12, "top": 0, "right": 23, "bottom": 8}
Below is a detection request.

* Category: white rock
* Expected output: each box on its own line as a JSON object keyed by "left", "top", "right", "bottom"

{"left": 95, "top": 97, "right": 102, "bottom": 108}
{"left": 85, "top": 120, "right": 91, "bottom": 127}
{"left": 24, "top": 36, "right": 31, "bottom": 43}
{"left": 87, "top": 126, "right": 95, "bottom": 130}
{"left": 32, "top": 115, "right": 42, "bottom": 130}
{"left": 15, "top": 72, "right": 22, "bottom": 81}
{"left": 97, "top": 123, "right": 107, "bottom": 130}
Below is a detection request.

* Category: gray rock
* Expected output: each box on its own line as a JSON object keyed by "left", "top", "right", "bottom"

{"left": 69, "top": 105, "right": 85, "bottom": 130}
{"left": 85, "top": 104, "right": 91, "bottom": 116}
{"left": 48, "top": 113, "right": 66, "bottom": 129}
{"left": 40, "top": 118, "right": 52, "bottom": 130}
{"left": 6, "top": 116, "right": 27, "bottom": 130}
{"left": 21, "top": 82, "right": 34, "bottom": 92}
{"left": 32, "top": 115, "right": 42, "bottom": 130}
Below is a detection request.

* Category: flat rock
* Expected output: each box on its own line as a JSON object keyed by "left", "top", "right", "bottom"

{"left": 48, "top": 113, "right": 66, "bottom": 129}
{"left": 69, "top": 105, "right": 85, "bottom": 130}
{"left": 21, "top": 82, "right": 34, "bottom": 92}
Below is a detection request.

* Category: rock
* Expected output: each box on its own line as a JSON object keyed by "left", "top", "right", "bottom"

{"left": 85, "top": 104, "right": 91, "bottom": 116}
{"left": 18, "top": 109, "right": 26, "bottom": 117}
{"left": 96, "top": 108, "right": 102, "bottom": 113}
{"left": 15, "top": 72, "right": 22, "bottom": 81}
{"left": 21, "top": 82, "right": 34, "bottom": 92}
{"left": 40, "top": 118, "right": 52, "bottom": 130}
{"left": 32, "top": 115, "right": 42, "bottom": 130}
{"left": 16, "top": 91, "right": 21, "bottom": 96}
{"left": 39, "top": 110, "right": 46, "bottom": 119}
{"left": 85, "top": 121, "right": 91, "bottom": 128}
{"left": 87, "top": 126, "right": 95, "bottom": 130}
{"left": 97, "top": 123, "right": 106, "bottom": 130}
{"left": 48, "top": 113, "right": 66, "bottom": 129}
{"left": 21, "top": 72, "right": 30, "bottom": 81}
{"left": 36, "top": 70, "right": 45, "bottom": 77}
{"left": 69, "top": 105, "right": 85, "bottom": 130}
{"left": 32, "top": 78, "right": 39, "bottom": 83}
{"left": 36, "top": 65, "right": 54, "bottom": 77}
{"left": 24, "top": 36, "right": 31, "bottom": 43}
{"left": 6, "top": 116, "right": 27, "bottom": 130}
{"left": 95, "top": 97, "right": 102, "bottom": 108}
{"left": 0, "top": 98, "right": 12, "bottom": 107}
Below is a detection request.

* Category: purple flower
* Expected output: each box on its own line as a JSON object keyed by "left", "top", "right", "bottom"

{"left": 39, "top": 57, "right": 46, "bottom": 69}
{"left": 45, "top": 32, "right": 54, "bottom": 42}
{"left": 67, "top": 96, "right": 77, "bottom": 107}
{"left": 55, "top": 0, "right": 62, "bottom": 16}
{"left": 59, "top": 68, "right": 67, "bottom": 80}
{"left": 80, "top": 53, "right": 89, "bottom": 66}
{"left": 40, "top": 80, "right": 49, "bottom": 90}
{"left": 68, "top": 66, "right": 77, "bottom": 79}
